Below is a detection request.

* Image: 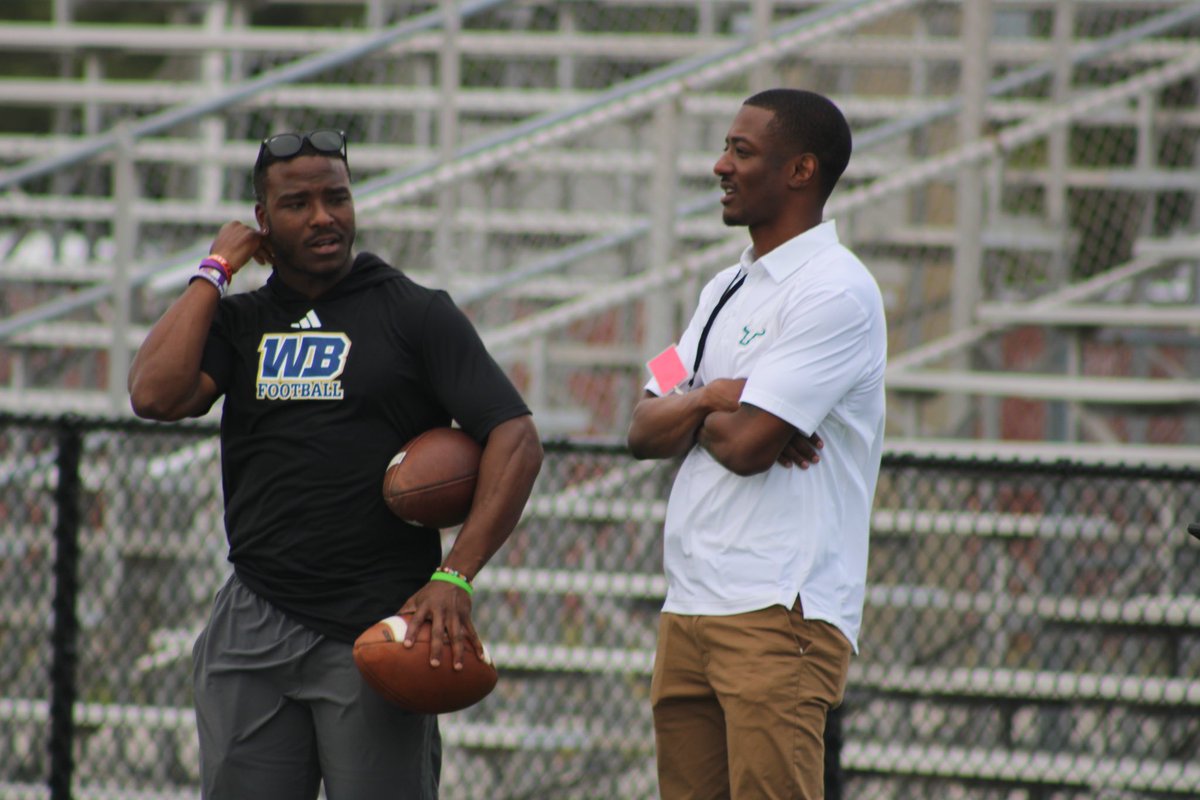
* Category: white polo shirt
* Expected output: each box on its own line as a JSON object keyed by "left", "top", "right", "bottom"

{"left": 646, "top": 220, "right": 886, "bottom": 651}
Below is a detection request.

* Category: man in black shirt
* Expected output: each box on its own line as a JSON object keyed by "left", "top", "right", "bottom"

{"left": 129, "top": 129, "right": 543, "bottom": 799}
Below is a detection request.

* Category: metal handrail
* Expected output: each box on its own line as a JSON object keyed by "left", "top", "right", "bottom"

{"left": 2, "top": 1, "right": 1198, "bottom": 343}
{"left": 0, "top": 0, "right": 509, "bottom": 193}
{"left": 0, "top": 0, "right": 913, "bottom": 338}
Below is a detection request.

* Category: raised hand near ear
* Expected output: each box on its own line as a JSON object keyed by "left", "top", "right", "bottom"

{"left": 210, "top": 220, "right": 273, "bottom": 272}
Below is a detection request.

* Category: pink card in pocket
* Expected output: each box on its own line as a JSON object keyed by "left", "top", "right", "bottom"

{"left": 647, "top": 344, "right": 689, "bottom": 395}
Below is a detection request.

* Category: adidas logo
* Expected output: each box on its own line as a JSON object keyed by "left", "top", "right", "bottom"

{"left": 290, "top": 310, "right": 322, "bottom": 330}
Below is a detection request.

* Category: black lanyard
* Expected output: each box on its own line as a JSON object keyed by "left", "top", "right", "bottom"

{"left": 689, "top": 270, "right": 746, "bottom": 387}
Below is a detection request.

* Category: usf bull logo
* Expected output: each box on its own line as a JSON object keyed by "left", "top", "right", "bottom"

{"left": 256, "top": 332, "right": 350, "bottom": 400}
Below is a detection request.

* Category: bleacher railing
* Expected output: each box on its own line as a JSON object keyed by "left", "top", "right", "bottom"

{"left": 2, "top": 414, "right": 1198, "bottom": 799}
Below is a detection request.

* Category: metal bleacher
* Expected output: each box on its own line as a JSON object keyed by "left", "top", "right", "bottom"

{"left": 0, "top": 0, "right": 1198, "bottom": 446}
{"left": 2, "top": 1, "right": 1200, "bottom": 799}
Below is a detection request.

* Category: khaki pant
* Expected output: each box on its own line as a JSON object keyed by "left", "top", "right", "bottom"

{"left": 651, "top": 602, "right": 852, "bottom": 800}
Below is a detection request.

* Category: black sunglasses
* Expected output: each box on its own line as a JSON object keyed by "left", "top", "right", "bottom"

{"left": 256, "top": 129, "right": 348, "bottom": 168}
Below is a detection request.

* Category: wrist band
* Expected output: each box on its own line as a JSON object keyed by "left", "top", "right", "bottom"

{"left": 206, "top": 253, "right": 232, "bottom": 278}
{"left": 189, "top": 264, "right": 228, "bottom": 297}
{"left": 198, "top": 257, "right": 230, "bottom": 283}
{"left": 430, "top": 567, "right": 474, "bottom": 596}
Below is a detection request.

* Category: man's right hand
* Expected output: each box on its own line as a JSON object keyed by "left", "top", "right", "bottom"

{"left": 210, "top": 221, "right": 273, "bottom": 274}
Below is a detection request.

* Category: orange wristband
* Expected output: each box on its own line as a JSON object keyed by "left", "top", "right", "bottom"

{"left": 205, "top": 253, "right": 232, "bottom": 281}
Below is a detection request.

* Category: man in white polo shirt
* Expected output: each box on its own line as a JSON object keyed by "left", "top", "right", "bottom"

{"left": 627, "top": 88, "right": 887, "bottom": 799}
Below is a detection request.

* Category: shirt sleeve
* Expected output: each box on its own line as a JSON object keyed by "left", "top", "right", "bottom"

{"left": 738, "top": 287, "right": 875, "bottom": 436}
{"left": 420, "top": 291, "right": 531, "bottom": 442}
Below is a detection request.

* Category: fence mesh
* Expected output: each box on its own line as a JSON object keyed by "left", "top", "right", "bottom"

{"left": 2, "top": 416, "right": 1198, "bottom": 798}
{"left": 1, "top": 3, "right": 1199, "bottom": 441}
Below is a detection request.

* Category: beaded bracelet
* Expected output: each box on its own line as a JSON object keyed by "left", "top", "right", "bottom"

{"left": 430, "top": 566, "right": 474, "bottom": 596}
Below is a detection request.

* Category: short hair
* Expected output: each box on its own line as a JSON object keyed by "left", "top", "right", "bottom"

{"left": 743, "top": 88, "right": 852, "bottom": 201}
{"left": 252, "top": 135, "right": 350, "bottom": 204}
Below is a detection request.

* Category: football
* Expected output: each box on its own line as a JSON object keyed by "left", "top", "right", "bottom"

{"left": 382, "top": 427, "right": 482, "bottom": 528}
{"left": 353, "top": 614, "right": 498, "bottom": 714}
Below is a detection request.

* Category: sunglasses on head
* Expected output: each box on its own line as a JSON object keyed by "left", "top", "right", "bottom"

{"left": 256, "top": 129, "right": 348, "bottom": 166}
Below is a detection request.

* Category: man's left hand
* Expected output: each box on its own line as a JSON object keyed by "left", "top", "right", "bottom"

{"left": 778, "top": 430, "right": 823, "bottom": 468}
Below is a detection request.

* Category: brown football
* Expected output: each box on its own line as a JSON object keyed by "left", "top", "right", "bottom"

{"left": 353, "top": 614, "right": 498, "bottom": 714}
{"left": 382, "top": 427, "right": 482, "bottom": 528}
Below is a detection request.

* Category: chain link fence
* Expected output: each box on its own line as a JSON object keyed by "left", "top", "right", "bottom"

{"left": 2, "top": 414, "right": 1198, "bottom": 799}
{"left": 2, "top": 3, "right": 1199, "bottom": 439}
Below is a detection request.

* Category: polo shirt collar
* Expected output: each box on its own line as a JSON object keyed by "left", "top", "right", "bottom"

{"left": 738, "top": 219, "right": 840, "bottom": 283}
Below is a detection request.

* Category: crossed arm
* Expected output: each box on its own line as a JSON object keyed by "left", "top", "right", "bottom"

{"left": 626, "top": 379, "right": 821, "bottom": 475}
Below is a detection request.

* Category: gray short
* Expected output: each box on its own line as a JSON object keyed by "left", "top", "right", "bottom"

{"left": 192, "top": 573, "right": 440, "bottom": 800}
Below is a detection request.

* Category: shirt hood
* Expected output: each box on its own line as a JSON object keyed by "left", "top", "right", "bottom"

{"left": 265, "top": 251, "right": 398, "bottom": 303}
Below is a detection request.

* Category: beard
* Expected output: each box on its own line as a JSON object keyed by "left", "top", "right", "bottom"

{"left": 266, "top": 227, "right": 355, "bottom": 279}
